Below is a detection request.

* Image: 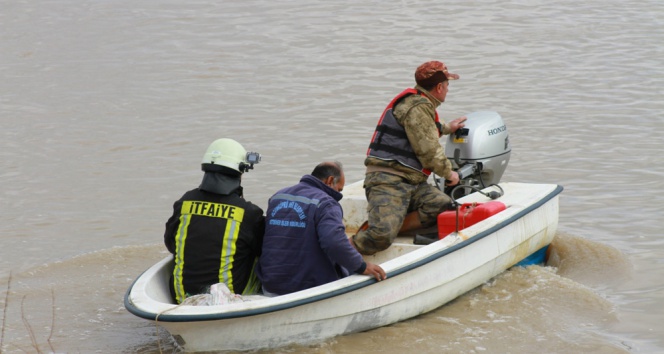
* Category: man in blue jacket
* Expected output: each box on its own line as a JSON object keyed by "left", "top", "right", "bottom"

{"left": 257, "top": 161, "right": 386, "bottom": 296}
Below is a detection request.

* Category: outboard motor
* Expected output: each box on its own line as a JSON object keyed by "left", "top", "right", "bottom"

{"left": 439, "top": 111, "right": 511, "bottom": 199}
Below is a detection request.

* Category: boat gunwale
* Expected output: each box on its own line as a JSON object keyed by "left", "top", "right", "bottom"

{"left": 124, "top": 184, "right": 563, "bottom": 322}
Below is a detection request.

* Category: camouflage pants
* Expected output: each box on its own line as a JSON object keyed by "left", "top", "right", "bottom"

{"left": 352, "top": 172, "right": 452, "bottom": 255}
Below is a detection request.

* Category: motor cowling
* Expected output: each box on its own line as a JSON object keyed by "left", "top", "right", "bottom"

{"left": 441, "top": 111, "right": 511, "bottom": 198}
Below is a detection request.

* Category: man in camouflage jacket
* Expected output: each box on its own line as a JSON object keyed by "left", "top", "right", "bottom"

{"left": 352, "top": 61, "right": 467, "bottom": 255}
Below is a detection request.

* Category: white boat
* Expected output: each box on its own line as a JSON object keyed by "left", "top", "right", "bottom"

{"left": 125, "top": 180, "right": 562, "bottom": 352}
{"left": 124, "top": 111, "right": 563, "bottom": 352}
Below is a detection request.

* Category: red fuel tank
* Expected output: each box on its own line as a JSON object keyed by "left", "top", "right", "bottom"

{"left": 438, "top": 201, "right": 507, "bottom": 239}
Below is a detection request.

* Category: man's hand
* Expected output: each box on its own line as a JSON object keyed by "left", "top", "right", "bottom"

{"left": 363, "top": 262, "right": 387, "bottom": 281}
{"left": 445, "top": 171, "right": 460, "bottom": 186}
{"left": 449, "top": 116, "right": 467, "bottom": 133}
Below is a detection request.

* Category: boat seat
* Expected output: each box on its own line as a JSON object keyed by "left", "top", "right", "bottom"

{"left": 362, "top": 241, "right": 423, "bottom": 264}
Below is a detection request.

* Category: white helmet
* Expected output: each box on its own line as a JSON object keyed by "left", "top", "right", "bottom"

{"left": 201, "top": 138, "right": 260, "bottom": 174}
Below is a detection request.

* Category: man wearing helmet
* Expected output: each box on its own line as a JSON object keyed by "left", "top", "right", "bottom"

{"left": 352, "top": 61, "right": 467, "bottom": 255}
{"left": 164, "top": 138, "right": 265, "bottom": 304}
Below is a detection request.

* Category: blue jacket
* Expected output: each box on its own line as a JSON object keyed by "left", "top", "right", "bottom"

{"left": 257, "top": 175, "right": 366, "bottom": 295}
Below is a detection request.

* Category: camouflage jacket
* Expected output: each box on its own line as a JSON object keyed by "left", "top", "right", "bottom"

{"left": 365, "top": 85, "right": 453, "bottom": 184}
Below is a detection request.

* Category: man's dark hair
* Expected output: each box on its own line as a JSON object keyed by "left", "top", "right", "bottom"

{"left": 311, "top": 161, "right": 343, "bottom": 184}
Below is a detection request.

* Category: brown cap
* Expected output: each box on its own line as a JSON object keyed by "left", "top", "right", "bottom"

{"left": 415, "top": 61, "right": 459, "bottom": 88}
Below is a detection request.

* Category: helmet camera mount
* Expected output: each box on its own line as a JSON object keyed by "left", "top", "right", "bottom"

{"left": 239, "top": 151, "right": 261, "bottom": 173}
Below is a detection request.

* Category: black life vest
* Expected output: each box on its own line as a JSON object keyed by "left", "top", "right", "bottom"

{"left": 367, "top": 88, "right": 443, "bottom": 176}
